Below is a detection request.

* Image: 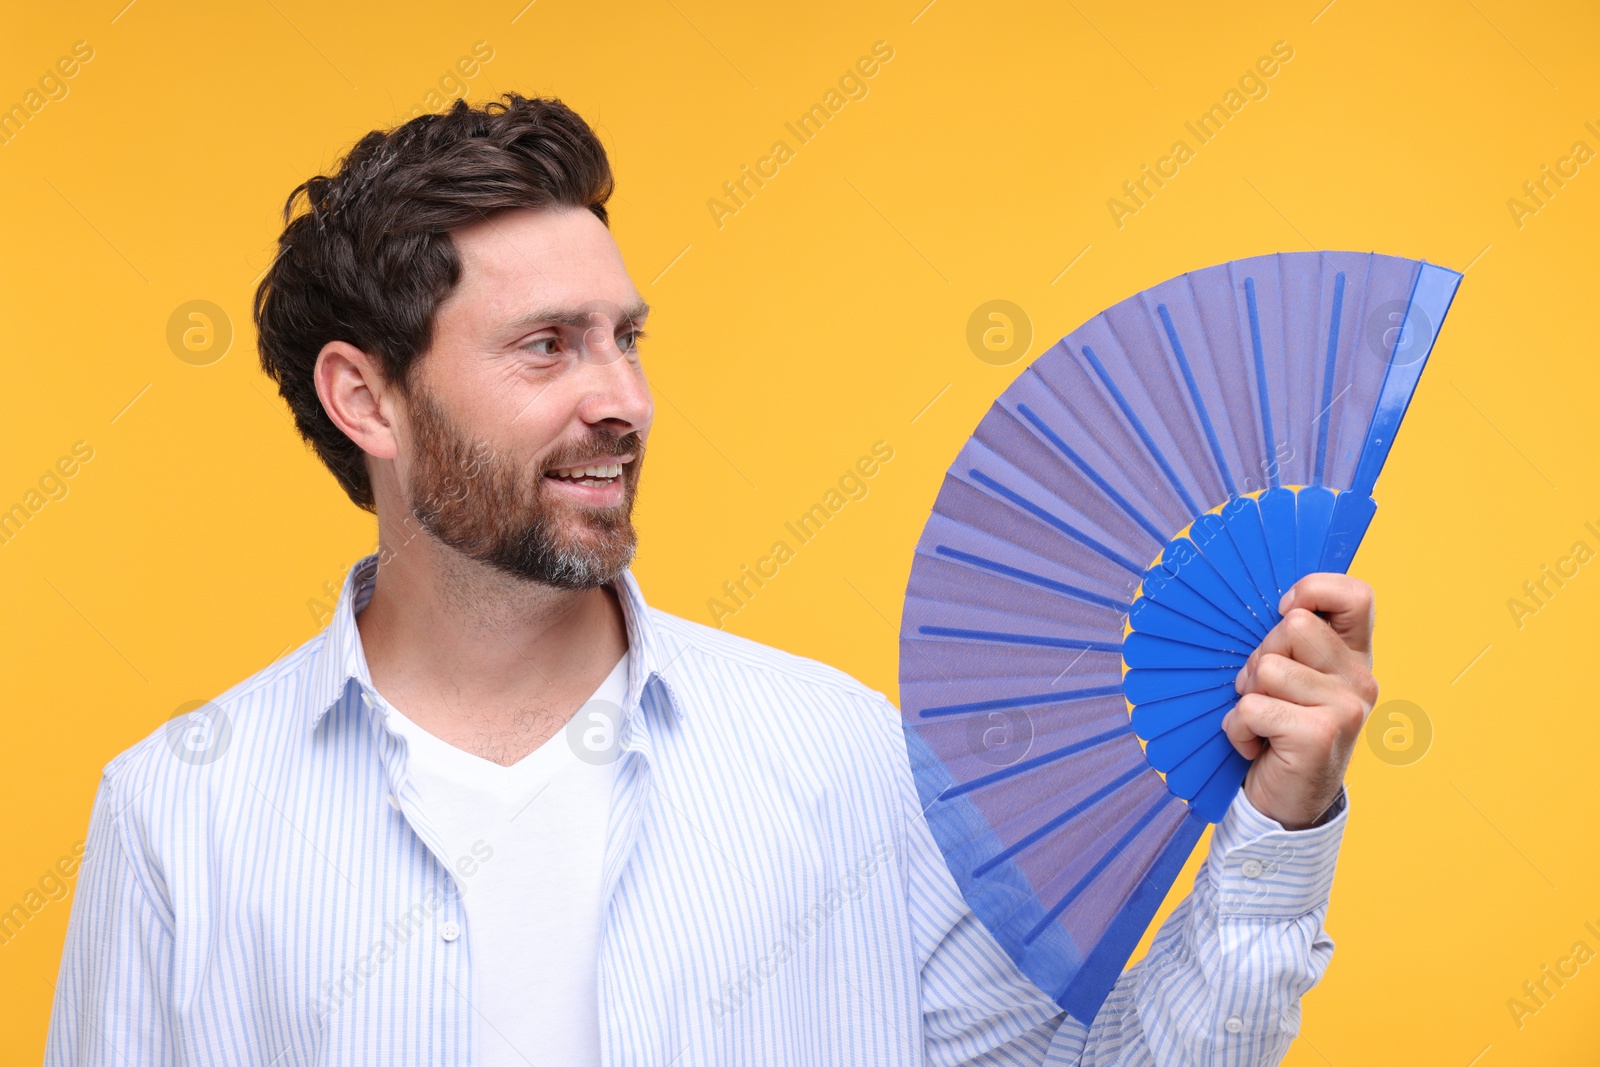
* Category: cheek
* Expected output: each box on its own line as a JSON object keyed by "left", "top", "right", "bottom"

{"left": 476, "top": 374, "right": 566, "bottom": 446}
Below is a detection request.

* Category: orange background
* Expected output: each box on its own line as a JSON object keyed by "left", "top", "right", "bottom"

{"left": 2, "top": 1, "right": 1598, "bottom": 1062}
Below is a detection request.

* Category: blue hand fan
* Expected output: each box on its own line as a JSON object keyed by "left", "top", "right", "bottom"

{"left": 898, "top": 250, "right": 1461, "bottom": 1024}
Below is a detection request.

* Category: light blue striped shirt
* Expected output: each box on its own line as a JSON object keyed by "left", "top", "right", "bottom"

{"left": 47, "top": 552, "right": 1347, "bottom": 1065}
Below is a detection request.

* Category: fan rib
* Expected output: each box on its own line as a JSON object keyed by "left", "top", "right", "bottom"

{"left": 1146, "top": 703, "right": 1232, "bottom": 772}
{"left": 967, "top": 469, "right": 1144, "bottom": 575}
{"left": 1190, "top": 747, "right": 1250, "bottom": 821}
{"left": 1188, "top": 515, "right": 1277, "bottom": 628}
{"left": 1126, "top": 597, "right": 1251, "bottom": 654}
{"left": 1123, "top": 632, "right": 1247, "bottom": 670}
{"left": 932, "top": 545, "right": 1131, "bottom": 613}
{"left": 1295, "top": 485, "right": 1337, "bottom": 582}
{"left": 1312, "top": 271, "right": 1347, "bottom": 486}
{"left": 1260, "top": 488, "right": 1298, "bottom": 597}
{"left": 939, "top": 724, "right": 1134, "bottom": 801}
{"left": 1243, "top": 277, "right": 1280, "bottom": 489}
{"left": 1023, "top": 793, "right": 1171, "bottom": 944}
{"left": 1155, "top": 303, "right": 1238, "bottom": 499}
{"left": 1013, "top": 402, "right": 1169, "bottom": 545}
{"left": 971, "top": 765, "right": 1148, "bottom": 880}
{"left": 1130, "top": 682, "right": 1238, "bottom": 731}
{"left": 915, "top": 626, "right": 1122, "bottom": 655}
{"left": 917, "top": 684, "right": 1125, "bottom": 718}
{"left": 1220, "top": 498, "right": 1283, "bottom": 618}
{"left": 1078, "top": 345, "right": 1202, "bottom": 515}
{"left": 1163, "top": 540, "right": 1267, "bottom": 635}
{"left": 1139, "top": 565, "right": 1261, "bottom": 644}
{"left": 1322, "top": 254, "right": 1384, "bottom": 491}
{"left": 1165, "top": 729, "right": 1237, "bottom": 798}
{"left": 1124, "top": 666, "right": 1241, "bottom": 704}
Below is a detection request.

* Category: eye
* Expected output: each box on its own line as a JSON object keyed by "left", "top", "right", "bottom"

{"left": 619, "top": 328, "right": 648, "bottom": 353}
{"left": 522, "top": 336, "right": 560, "bottom": 357}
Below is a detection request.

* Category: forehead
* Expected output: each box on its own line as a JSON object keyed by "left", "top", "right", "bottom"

{"left": 442, "top": 205, "right": 641, "bottom": 323}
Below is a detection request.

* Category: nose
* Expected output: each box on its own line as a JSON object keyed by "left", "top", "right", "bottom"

{"left": 574, "top": 340, "right": 652, "bottom": 436}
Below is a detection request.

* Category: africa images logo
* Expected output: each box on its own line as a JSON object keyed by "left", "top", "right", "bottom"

{"left": 164, "top": 700, "right": 232, "bottom": 766}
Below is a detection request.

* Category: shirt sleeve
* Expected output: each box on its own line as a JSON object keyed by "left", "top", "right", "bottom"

{"left": 905, "top": 749, "right": 1348, "bottom": 1067}
{"left": 45, "top": 771, "right": 178, "bottom": 1067}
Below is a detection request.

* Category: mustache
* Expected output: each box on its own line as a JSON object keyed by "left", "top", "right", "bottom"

{"left": 538, "top": 431, "right": 643, "bottom": 474}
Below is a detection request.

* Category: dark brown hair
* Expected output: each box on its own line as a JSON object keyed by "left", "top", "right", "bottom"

{"left": 253, "top": 93, "right": 615, "bottom": 511}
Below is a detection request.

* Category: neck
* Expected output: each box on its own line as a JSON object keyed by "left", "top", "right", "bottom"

{"left": 354, "top": 522, "right": 629, "bottom": 763}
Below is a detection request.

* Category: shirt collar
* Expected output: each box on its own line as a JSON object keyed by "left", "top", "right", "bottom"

{"left": 306, "top": 552, "right": 687, "bottom": 737}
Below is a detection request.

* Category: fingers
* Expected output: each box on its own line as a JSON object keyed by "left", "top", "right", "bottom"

{"left": 1223, "top": 690, "right": 1353, "bottom": 760}
{"left": 1230, "top": 597, "right": 1378, "bottom": 764}
{"left": 1247, "top": 607, "right": 1355, "bottom": 675}
{"left": 1228, "top": 628, "right": 1370, "bottom": 756}
{"left": 1239, "top": 608, "right": 1378, "bottom": 706}
{"left": 1279, "top": 573, "right": 1376, "bottom": 654}
{"left": 1220, "top": 576, "right": 1377, "bottom": 827}
{"left": 1235, "top": 649, "right": 1350, "bottom": 709}
{"left": 1221, "top": 692, "right": 1296, "bottom": 759}
{"left": 1224, "top": 689, "right": 1352, "bottom": 828}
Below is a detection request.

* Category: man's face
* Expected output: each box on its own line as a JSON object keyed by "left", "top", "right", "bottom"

{"left": 394, "top": 206, "right": 653, "bottom": 590}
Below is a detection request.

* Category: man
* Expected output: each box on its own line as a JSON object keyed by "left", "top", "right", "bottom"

{"left": 47, "top": 94, "right": 1376, "bottom": 1065}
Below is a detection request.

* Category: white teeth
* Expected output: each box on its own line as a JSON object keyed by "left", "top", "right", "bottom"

{"left": 550, "top": 462, "right": 622, "bottom": 481}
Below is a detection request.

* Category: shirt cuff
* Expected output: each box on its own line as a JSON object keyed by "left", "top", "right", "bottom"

{"left": 1205, "top": 786, "right": 1348, "bottom": 920}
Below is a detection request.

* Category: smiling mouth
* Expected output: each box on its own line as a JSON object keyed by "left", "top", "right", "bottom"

{"left": 544, "top": 461, "right": 626, "bottom": 487}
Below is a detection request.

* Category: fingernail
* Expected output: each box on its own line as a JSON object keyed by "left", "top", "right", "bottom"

{"left": 1234, "top": 668, "right": 1245, "bottom": 693}
{"left": 1278, "top": 590, "right": 1292, "bottom": 613}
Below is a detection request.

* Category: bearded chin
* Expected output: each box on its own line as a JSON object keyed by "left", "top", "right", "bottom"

{"left": 402, "top": 390, "right": 641, "bottom": 590}
{"left": 412, "top": 476, "right": 639, "bottom": 590}
{"left": 483, "top": 503, "right": 638, "bottom": 590}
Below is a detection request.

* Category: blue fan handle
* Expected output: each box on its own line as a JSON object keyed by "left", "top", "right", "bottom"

{"left": 1348, "top": 263, "right": 1463, "bottom": 498}
{"left": 1319, "top": 492, "right": 1376, "bottom": 574}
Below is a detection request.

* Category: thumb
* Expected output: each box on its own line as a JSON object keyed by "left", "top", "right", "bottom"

{"left": 1279, "top": 573, "right": 1375, "bottom": 654}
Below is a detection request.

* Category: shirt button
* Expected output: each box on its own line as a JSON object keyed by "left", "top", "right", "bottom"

{"left": 386, "top": 794, "right": 400, "bottom": 810}
{"left": 1225, "top": 1015, "right": 1244, "bottom": 1034}
{"left": 1241, "top": 859, "right": 1263, "bottom": 879}
{"left": 441, "top": 921, "right": 461, "bottom": 942}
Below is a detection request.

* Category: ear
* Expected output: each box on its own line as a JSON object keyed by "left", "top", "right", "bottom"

{"left": 314, "top": 341, "right": 401, "bottom": 461}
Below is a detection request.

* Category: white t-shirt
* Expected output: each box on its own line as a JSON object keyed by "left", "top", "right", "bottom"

{"left": 381, "top": 652, "right": 627, "bottom": 1067}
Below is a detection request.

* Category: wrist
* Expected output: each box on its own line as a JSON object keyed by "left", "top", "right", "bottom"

{"left": 1246, "top": 782, "right": 1348, "bottom": 831}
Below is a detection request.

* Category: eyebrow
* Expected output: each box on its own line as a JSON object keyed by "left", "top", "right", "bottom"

{"left": 500, "top": 299, "right": 652, "bottom": 335}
